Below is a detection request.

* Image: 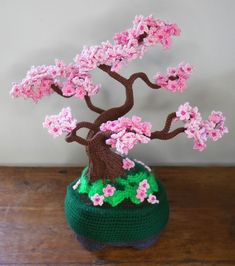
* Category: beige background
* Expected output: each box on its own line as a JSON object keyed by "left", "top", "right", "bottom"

{"left": 0, "top": 0, "right": 234, "bottom": 166}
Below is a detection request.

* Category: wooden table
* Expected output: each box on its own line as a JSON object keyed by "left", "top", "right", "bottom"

{"left": 0, "top": 167, "right": 234, "bottom": 265}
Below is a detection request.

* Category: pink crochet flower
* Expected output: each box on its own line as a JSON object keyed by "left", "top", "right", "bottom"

{"left": 208, "top": 111, "right": 224, "bottom": 124}
{"left": 122, "top": 158, "right": 135, "bottom": 170}
{"left": 103, "top": 184, "right": 116, "bottom": 197}
{"left": 139, "top": 179, "right": 150, "bottom": 191}
{"left": 147, "top": 194, "right": 159, "bottom": 204}
{"left": 208, "top": 129, "right": 222, "bottom": 141}
{"left": 136, "top": 188, "right": 147, "bottom": 202}
{"left": 90, "top": 194, "right": 104, "bottom": 206}
{"left": 62, "top": 81, "right": 76, "bottom": 96}
{"left": 176, "top": 102, "right": 191, "bottom": 121}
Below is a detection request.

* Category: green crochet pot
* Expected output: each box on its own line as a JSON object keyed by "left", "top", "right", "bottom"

{"left": 64, "top": 168, "right": 169, "bottom": 250}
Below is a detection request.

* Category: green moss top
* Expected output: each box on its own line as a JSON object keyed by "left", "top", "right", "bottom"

{"left": 73, "top": 162, "right": 159, "bottom": 207}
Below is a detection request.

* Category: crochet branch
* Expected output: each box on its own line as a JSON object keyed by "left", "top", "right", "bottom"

{"left": 11, "top": 15, "right": 228, "bottom": 182}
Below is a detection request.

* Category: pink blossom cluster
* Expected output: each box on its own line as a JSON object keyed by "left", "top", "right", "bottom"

{"left": 176, "top": 102, "right": 228, "bottom": 151}
{"left": 75, "top": 15, "right": 180, "bottom": 72}
{"left": 100, "top": 116, "right": 152, "bottom": 154}
{"left": 43, "top": 107, "right": 77, "bottom": 137}
{"left": 60, "top": 62, "right": 100, "bottom": 99}
{"left": 136, "top": 179, "right": 159, "bottom": 204}
{"left": 122, "top": 158, "right": 135, "bottom": 170}
{"left": 10, "top": 65, "right": 55, "bottom": 102}
{"left": 11, "top": 15, "right": 180, "bottom": 102}
{"left": 154, "top": 62, "right": 193, "bottom": 92}
{"left": 136, "top": 179, "right": 149, "bottom": 202}
{"left": 90, "top": 184, "right": 116, "bottom": 206}
{"left": 10, "top": 60, "right": 100, "bottom": 102}
{"left": 115, "top": 15, "right": 180, "bottom": 49}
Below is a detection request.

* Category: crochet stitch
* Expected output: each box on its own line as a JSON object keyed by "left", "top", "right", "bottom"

{"left": 65, "top": 175, "right": 169, "bottom": 243}
{"left": 74, "top": 162, "right": 159, "bottom": 207}
{"left": 11, "top": 15, "right": 228, "bottom": 250}
{"left": 11, "top": 15, "right": 227, "bottom": 183}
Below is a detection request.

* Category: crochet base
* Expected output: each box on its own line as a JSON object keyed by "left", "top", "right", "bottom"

{"left": 64, "top": 172, "right": 169, "bottom": 250}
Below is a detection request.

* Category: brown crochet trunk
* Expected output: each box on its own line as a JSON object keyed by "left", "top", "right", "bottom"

{"left": 86, "top": 131, "right": 124, "bottom": 182}
{"left": 52, "top": 63, "right": 185, "bottom": 183}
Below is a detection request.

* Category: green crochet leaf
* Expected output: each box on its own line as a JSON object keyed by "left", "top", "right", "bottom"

{"left": 104, "top": 191, "right": 126, "bottom": 207}
{"left": 115, "top": 177, "right": 129, "bottom": 186}
{"left": 78, "top": 170, "right": 89, "bottom": 193}
{"left": 148, "top": 174, "right": 159, "bottom": 193}
{"left": 88, "top": 179, "right": 104, "bottom": 197}
{"left": 75, "top": 163, "right": 159, "bottom": 207}
{"left": 123, "top": 184, "right": 139, "bottom": 204}
{"left": 129, "top": 192, "right": 141, "bottom": 204}
{"left": 127, "top": 171, "right": 148, "bottom": 183}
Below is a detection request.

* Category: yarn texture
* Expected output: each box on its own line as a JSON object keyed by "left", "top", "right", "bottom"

{"left": 64, "top": 171, "right": 169, "bottom": 243}
{"left": 74, "top": 162, "right": 158, "bottom": 207}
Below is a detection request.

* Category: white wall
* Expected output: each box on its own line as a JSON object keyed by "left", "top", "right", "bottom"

{"left": 0, "top": 0, "right": 234, "bottom": 166}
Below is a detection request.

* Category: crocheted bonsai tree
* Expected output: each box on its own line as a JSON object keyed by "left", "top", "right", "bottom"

{"left": 11, "top": 15, "right": 228, "bottom": 208}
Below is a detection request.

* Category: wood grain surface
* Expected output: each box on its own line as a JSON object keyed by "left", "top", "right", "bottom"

{"left": 0, "top": 167, "right": 234, "bottom": 266}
